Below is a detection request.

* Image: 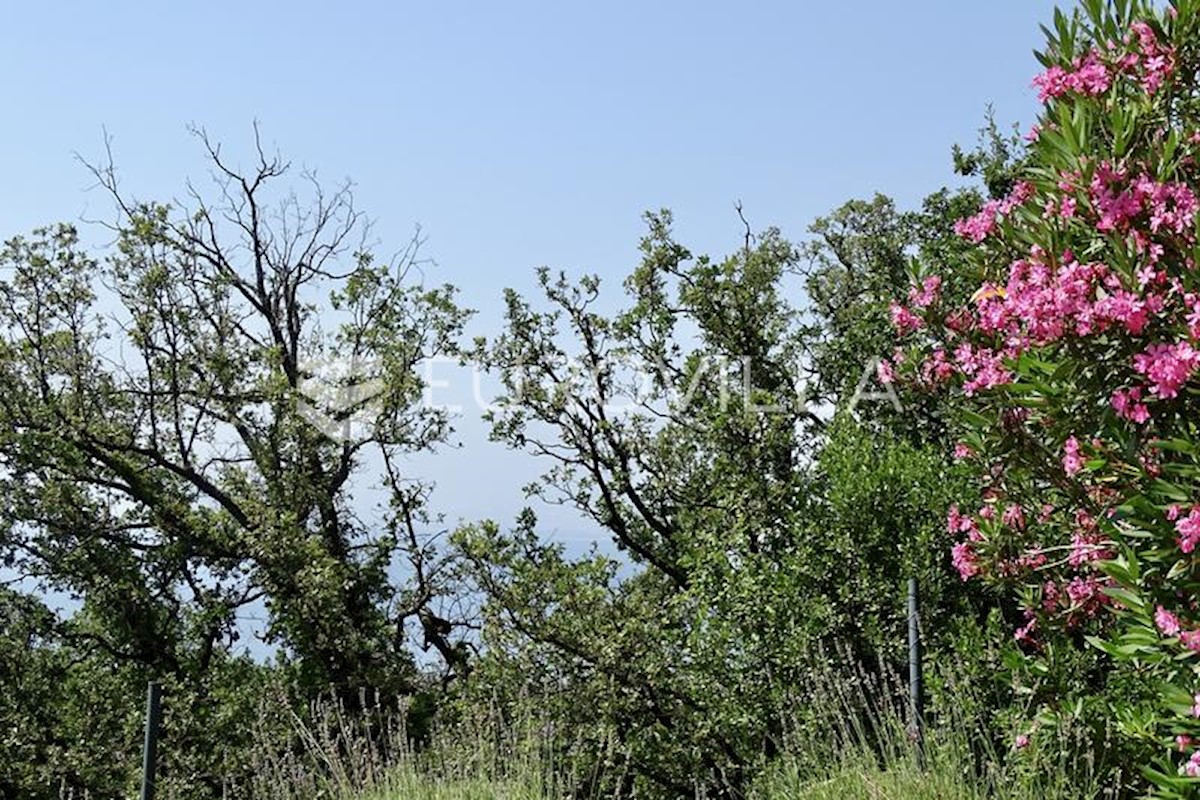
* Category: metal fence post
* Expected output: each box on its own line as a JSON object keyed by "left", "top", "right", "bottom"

{"left": 140, "top": 681, "right": 162, "bottom": 800}
{"left": 907, "top": 577, "right": 924, "bottom": 747}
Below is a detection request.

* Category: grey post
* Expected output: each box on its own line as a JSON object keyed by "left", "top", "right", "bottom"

{"left": 907, "top": 577, "right": 923, "bottom": 744}
{"left": 140, "top": 681, "right": 162, "bottom": 800}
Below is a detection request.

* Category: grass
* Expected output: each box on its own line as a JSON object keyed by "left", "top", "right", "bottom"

{"left": 356, "top": 774, "right": 551, "bottom": 800}
{"left": 231, "top": 656, "right": 1121, "bottom": 800}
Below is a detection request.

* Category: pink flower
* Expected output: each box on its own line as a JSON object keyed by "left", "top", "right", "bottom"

{"left": 1128, "top": 21, "right": 1175, "bottom": 95}
{"left": 1178, "top": 735, "right": 1194, "bottom": 752}
{"left": 919, "top": 349, "right": 956, "bottom": 386}
{"left": 908, "top": 275, "right": 942, "bottom": 309}
{"left": 955, "top": 201, "right": 1001, "bottom": 242}
{"left": 876, "top": 359, "right": 896, "bottom": 385}
{"left": 1187, "top": 750, "right": 1200, "bottom": 778}
{"left": 1063, "top": 436, "right": 1085, "bottom": 476}
{"left": 953, "top": 442, "right": 974, "bottom": 461}
{"left": 1060, "top": 196, "right": 1077, "bottom": 219}
{"left": 954, "top": 184, "right": 1033, "bottom": 242}
{"left": 1147, "top": 181, "right": 1198, "bottom": 234}
{"left": 1042, "top": 581, "right": 1061, "bottom": 613}
{"left": 1069, "top": 533, "right": 1111, "bottom": 567}
{"left": 1111, "top": 387, "right": 1151, "bottom": 424}
{"left": 889, "top": 302, "right": 923, "bottom": 335}
{"left": 1069, "top": 50, "right": 1112, "bottom": 95}
{"left": 1157, "top": 606, "right": 1182, "bottom": 637}
{"left": 1014, "top": 617, "right": 1037, "bottom": 645}
{"left": 1182, "top": 631, "right": 1200, "bottom": 653}
{"left": 951, "top": 541, "right": 980, "bottom": 581}
{"left": 1090, "top": 162, "right": 1144, "bottom": 232}
{"left": 1132, "top": 342, "right": 1200, "bottom": 399}
{"left": 1002, "top": 504, "right": 1026, "bottom": 530}
{"left": 1065, "top": 575, "right": 1108, "bottom": 616}
{"left": 1098, "top": 290, "right": 1151, "bottom": 335}
{"left": 1019, "top": 547, "right": 1047, "bottom": 570}
{"left": 954, "top": 344, "right": 1013, "bottom": 395}
{"left": 1033, "top": 64, "right": 1071, "bottom": 102}
{"left": 1014, "top": 733, "right": 1031, "bottom": 750}
{"left": 1176, "top": 507, "right": 1200, "bottom": 554}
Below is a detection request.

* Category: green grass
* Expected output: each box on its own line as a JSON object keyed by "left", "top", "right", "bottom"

{"left": 242, "top": 666, "right": 1118, "bottom": 800}
{"left": 356, "top": 772, "right": 553, "bottom": 800}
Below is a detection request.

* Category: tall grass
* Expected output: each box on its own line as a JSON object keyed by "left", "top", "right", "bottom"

{"left": 754, "top": 648, "right": 1123, "bottom": 799}
{"left": 233, "top": 687, "right": 570, "bottom": 800}
{"left": 217, "top": 651, "right": 1123, "bottom": 800}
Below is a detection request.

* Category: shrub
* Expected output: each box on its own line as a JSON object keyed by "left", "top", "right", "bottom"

{"left": 889, "top": 0, "right": 1200, "bottom": 793}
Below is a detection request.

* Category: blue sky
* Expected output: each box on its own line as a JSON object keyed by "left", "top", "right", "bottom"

{"left": 1, "top": 1, "right": 1060, "bottom": 547}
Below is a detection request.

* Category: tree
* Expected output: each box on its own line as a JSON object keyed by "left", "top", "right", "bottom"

{"left": 456, "top": 202, "right": 986, "bottom": 798}
{"left": 0, "top": 128, "right": 470, "bottom": 794}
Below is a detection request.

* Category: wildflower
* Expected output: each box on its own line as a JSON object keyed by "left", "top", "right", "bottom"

{"left": 1014, "top": 733, "right": 1031, "bottom": 750}
{"left": 1042, "top": 581, "right": 1061, "bottom": 613}
{"left": 1014, "top": 617, "right": 1037, "bottom": 645}
{"left": 1147, "top": 181, "right": 1198, "bottom": 234}
{"left": 1066, "top": 575, "right": 1108, "bottom": 617}
{"left": 920, "top": 349, "right": 956, "bottom": 385}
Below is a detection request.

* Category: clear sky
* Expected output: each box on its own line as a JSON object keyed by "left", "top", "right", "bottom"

{"left": 0, "top": 1, "right": 1061, "bottom": 548}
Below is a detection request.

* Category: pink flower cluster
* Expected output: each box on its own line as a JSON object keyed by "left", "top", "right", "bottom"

{"left": 948, "top": 505, "right": 983, "bottom": 581}
{"left": 1031, "top": 23, "right": 1175, "bottom": 103}
{"left": 954, "top": 343, "right": 1013, "bottom": 396}
{"left": 888, "top": 301, "right": 923, "bottom": 335}
{"left": 1064, "top": 574, "right": 1110, "bottom": 617}
{"left": 1111, "top": 386, "right": 1150, "bottom": 423}
{"left": 1128, "top": 21, "right": 1175, "bottom": 94}
{"left": 1156, "top": 605, "right": 1182, "bottom": 636}
{"left": 1033, "top": 49, "right": 1112, "bottom": 102}
{"left": 1173, "top": 505, "right": 1200, "bottom": 554}
{"left": 908, "top": 275, "right": 942, "bottom": 309}
{"left": 1068, "top": 532, "right": 1112, "bottom": 567}
{"left": 1152, "top": 604, "right": 1200, "bottom": 653}
{"left": 954, "top": 182, "right": 1034, "bottom": 243}
{"left": 1091, "top": 163, "right": 1198, "bottom": 236}
{"left": 1063, "top": 436, "right": 1085, "bottom": 476}
{"left": 1133, "top": 341, "right": 1200, "bottom": 399}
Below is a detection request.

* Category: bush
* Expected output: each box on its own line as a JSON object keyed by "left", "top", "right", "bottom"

{"left": 889, "top": 0, "right": 1200, "bottom": 793}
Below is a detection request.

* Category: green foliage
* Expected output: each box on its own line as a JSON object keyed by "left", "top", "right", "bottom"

{"left": 889, "top": 1, "right": 1200, "bottom": 793}
{"left": 454, "top": 191, "right": 996, "bottom": 796}
{"left": 0, "top": 134, "right": 469, "bottom": 795}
